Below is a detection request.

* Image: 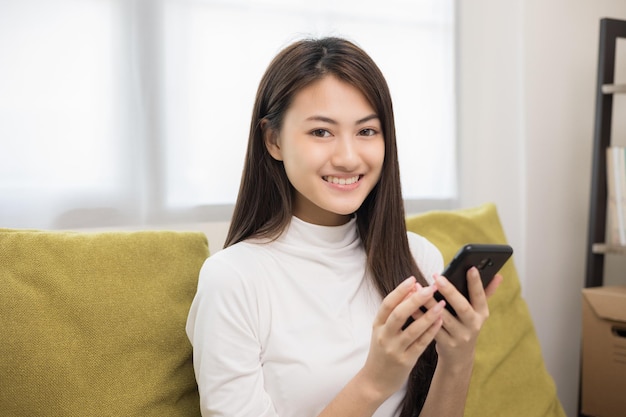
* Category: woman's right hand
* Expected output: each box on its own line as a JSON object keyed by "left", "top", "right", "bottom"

{"left": 357, "top": 276, "right": 445, "bottom": 403}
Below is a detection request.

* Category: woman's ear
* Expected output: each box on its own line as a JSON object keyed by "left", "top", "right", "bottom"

{"left": 263, "top": 120, "right": 283, "bottom": 161}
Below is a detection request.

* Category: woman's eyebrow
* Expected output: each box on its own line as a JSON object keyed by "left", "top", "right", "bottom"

{"left": 305, "top": 114, "right": 379, "bottom": 125}
{"left": 356, "top": 114, "right": 380, "bottom": 125}
{"left": 305, "top": 115, "right": 338, "bottom": 125}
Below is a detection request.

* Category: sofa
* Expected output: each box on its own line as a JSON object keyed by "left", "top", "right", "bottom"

{"left": 0, "top": 203, "right": 565, "bottom": 416}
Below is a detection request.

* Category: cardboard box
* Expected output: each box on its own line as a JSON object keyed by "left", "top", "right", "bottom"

{"left": 581, "top": 286, "right": 626, "bottom": 417}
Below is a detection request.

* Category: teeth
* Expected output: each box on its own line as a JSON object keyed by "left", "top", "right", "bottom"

{"left": 324, "top": 175, "right": 359, "bottom": 185}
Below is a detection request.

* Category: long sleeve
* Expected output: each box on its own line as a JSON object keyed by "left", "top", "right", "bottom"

{"left": 186, "top": 251, "right": 277, "bottom": 417}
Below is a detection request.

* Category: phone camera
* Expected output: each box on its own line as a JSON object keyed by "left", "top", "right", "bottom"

{"left": 478, "top": 258, "right": 494, "bottom": 270}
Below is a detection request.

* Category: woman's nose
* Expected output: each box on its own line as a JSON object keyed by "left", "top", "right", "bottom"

{"left": 330, "top": 136, "right": 359, "bottom": 170}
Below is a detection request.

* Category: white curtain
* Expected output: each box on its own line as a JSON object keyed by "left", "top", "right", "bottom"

{"left": 0, "top": 0, "right": 456, "bottom": 229}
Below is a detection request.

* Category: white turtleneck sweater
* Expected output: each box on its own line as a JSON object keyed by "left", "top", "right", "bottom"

{"left": 186, "top": 217, "right": 443, "bottom": 417}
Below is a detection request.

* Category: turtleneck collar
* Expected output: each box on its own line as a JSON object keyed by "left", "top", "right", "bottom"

{"left": 276, "top": 216, "right": 360, "bottom": 251}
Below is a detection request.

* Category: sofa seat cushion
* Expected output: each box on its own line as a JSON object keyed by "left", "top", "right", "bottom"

{"left": 406, "top": 203, "right": 565, "bottom": 417}
{"left": 0, "top": 229, "right": 209, "bottom": 417}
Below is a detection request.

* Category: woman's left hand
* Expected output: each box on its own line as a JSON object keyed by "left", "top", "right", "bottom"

{"left": 430, "top": 267, "right": 502, "bottom": 366}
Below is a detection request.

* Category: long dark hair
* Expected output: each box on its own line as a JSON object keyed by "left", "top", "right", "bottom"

{"left": 225, "top": 36, "right": 437, "bottom": 416}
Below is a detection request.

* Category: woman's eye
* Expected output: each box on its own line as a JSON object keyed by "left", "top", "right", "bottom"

{"left": 359, "top": 128, "right": 377, "bottom": 137}
{"left": 311, "top": 129, "right": 331, "bottom": 138}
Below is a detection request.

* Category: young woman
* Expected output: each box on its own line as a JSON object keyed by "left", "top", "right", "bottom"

{"left": 186, "top": 37, "right": 501, "bottom": 417}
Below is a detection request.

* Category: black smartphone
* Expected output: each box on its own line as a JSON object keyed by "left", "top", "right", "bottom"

{"left": 435, "top": 243, "right": 513, "bottom": 316}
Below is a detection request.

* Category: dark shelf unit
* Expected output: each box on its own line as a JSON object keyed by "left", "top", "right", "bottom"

{"left": 585, "top": 17, "right": 626, "bottom": 288}
{"left": 581, "top": 17, "right": 626, "bottom": 417}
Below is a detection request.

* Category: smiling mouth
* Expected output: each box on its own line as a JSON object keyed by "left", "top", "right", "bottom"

{"left": 323, "top": 175, "right": 361, "bottom": 185}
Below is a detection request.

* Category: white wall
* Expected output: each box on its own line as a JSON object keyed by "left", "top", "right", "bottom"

{"left": 458, "top": 1, "right": 626, "bottom": 416}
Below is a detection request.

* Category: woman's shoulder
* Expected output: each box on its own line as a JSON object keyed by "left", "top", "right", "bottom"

{"left": 406, "top": 231, "right": 440, "bottom": 256}
{"left": 406, "top": 231, "right": 444, "bottom": 284}
{"left": 197, "top": 241, "right": 271, "bottom": 291}
{"left": 207, "top": 240, "right": 263, "bottom": 263}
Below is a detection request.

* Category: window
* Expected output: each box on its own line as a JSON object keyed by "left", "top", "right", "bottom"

{"left": 0, "top": 0, "right": 456, "bottom": 229}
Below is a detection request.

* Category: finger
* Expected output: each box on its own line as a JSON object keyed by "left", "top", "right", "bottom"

{"left": 465, "top": 267, "right": 489, "bottom": 315}
{"left": 406, "top": 314, "right": 443, "bottom": 355}
{"left": 402, "top": 283, "right": 426, "bottom": 329}
{"left": 435, "top": 273, "right": 472, "bottom": 317}
{"left": 418, "top": 279, "right": 440, "bottom": 310}
{"left": 404, "top": 299, "right": 445, "bottom": 335}
{"left": 407, "top": 282, "right": 436, "bottom": 320}
{"left": 484, "top": 273, "right": 503, "bottom": 298}
{"left": 409, "top": 295, "right": 439, "bottom": 323}
{"left": 402, "top": 282, "right": 440, "bottom": 330}
{"left": 400, "top": 281, "right": 421, "bottom": 303}
{"left": 374, "top": 276, "right": 417, "bottom": 326}
{"left": 388, "top": 285, "right": 438, "bottom": 331}
{"left": 434, "top": 318, "right": 453, "bottom": 342}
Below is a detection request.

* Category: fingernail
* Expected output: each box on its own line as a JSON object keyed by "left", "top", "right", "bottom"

{"left": 419, "top": 285, "right": 434, "bottom": 296}
{"left": 436, "top": 275, "right": 448, "bottom": 287}
{"left": 403, "top": 276, "right": 415, "bottom": 287}
{"left": 431, "top": 300, "right": 445, "bottom": 313}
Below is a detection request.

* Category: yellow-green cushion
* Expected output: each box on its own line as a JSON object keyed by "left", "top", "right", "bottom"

{"left": 406, "top": 203, "right": 565, "bottom": 417}
{"left": 0, "top": 229, "right": 209, "bottom": 417}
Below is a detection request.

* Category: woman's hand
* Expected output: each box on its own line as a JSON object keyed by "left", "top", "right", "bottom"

{"left": 356, "top": 276, "right": 445, "bottom": 404}
{"left": 432, "top": 267, "right": 503, "bottom": 369}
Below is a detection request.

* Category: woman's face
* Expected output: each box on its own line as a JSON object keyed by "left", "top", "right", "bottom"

{"left": 265, "top": 75, "right": 385, "bottom": 226}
